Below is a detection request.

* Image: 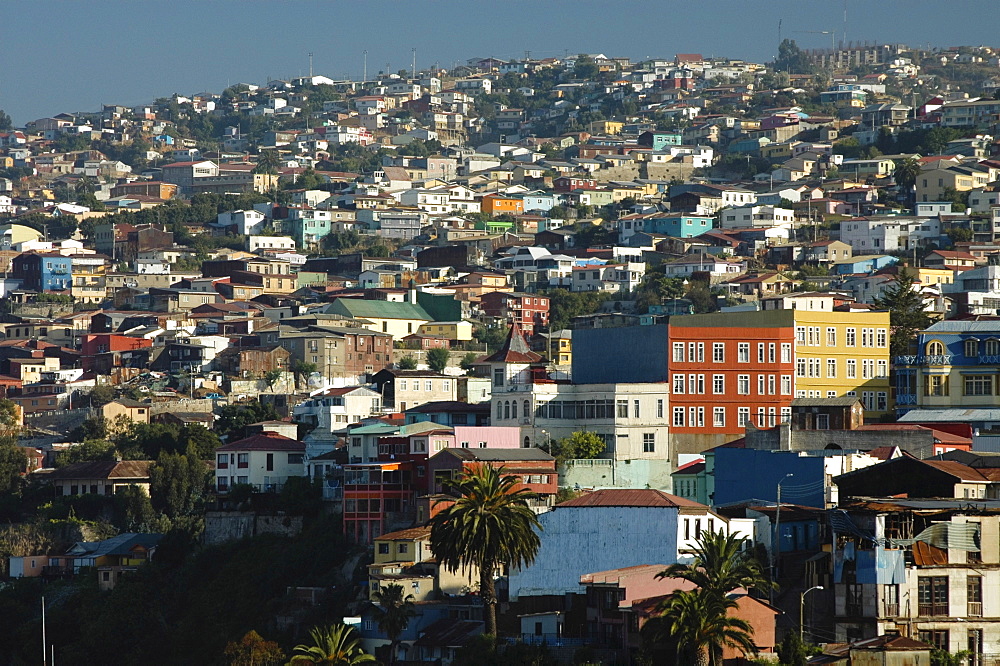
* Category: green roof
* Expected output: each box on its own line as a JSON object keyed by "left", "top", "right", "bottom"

{"left": 327, "top": 298, "right": 433, "bottom": 321}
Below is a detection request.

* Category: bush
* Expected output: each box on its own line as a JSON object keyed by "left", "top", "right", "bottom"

{"left": 398, "top": 355, "right": 417, "bottom": 370}
{"left": 427, "top": 347, "right": 450, "bottom": 373}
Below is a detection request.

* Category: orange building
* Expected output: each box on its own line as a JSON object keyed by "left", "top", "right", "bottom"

{"left": 668, "top": 314, "right": 796, "bottom": 440}
{"left": 481, "top": 194, "right": 524, "bottom": 217}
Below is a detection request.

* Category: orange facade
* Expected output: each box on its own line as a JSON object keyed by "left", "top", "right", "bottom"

{"left": 668, "top": 323, "right": 796, "bottom": 436}
{"left": 482, "top": 195, "right": 524, "bottom": 216}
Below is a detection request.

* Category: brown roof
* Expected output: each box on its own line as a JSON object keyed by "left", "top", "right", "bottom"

{"left": 48, "top": 460, "right": 152, "bottom": 481}
{"left": 481, "top": 322, "right": 543, "bottom": 364}
{"left": 217, "top": 431, "right": 305, "bottom": 452}
{"left": 376, "top": 525, "right": 433, "bottom": 541}
{"left": 558, "top": 489, "right": 706, "bottom": 509}
{"left": 921, "top": 459, "right": 987, "bottom": 482}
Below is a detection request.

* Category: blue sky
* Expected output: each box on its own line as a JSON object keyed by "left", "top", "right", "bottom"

{"left": 1, "top": 0, "right": 996, "bottom": 125}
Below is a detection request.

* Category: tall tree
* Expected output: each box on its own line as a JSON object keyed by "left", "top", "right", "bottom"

{"left": 371, "top": 583, "right": 416, "bottom": 665}
{"left": 657, "top": 530, "right": 773, "bottom": 599}
{"left": 288, "top": 624, "right": 375, "bottom": 664}
{"left": 149, "top": 448, "right": 210, "bottom": 518}
{"left": 893, "top": 157, "right": 921, "bottom": 192}
{"left": 0, "top": 109, "right": 12, "bottom": 131}
{"left": 649, "top": 588, "right": 757, "bottom": 666}
{"left": 426, "top": 347, "right": 450, "bottom": 373}
{"left": 873, "top": 272, "right": 932, "bottom": 358}
{"left": 429, "top": 463, "right": 542, "bottom": 640}
{"left": 224, "top": 629, "right": 285, "bottom": 666}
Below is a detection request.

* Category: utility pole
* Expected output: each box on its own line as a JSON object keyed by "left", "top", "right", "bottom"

{"left": 308, "top": 52, "right": 314, "bottom": 78}
{"left": 363, "top": 50, "right": 368, "bottom": 83}
{"left": 412, "top": 47, "right": 417, "bottom": 80}
{"left": 41, "top": 596, "right": 47, "bottom": 666}
{"left": 772, "top": 473, "right": 794, "bottom": 600}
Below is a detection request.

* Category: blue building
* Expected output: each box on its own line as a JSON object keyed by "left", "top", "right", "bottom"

{"left": 638, "top": 131, "right": 683, "bottom": 151}
{"left": 643, "top": 214, "right": 714, "bottom": 238}
{"left": 522, "top": 192, "right": 559, "bottom": 213}
{"left": 832, "top": 254, "right": 897, "bottom": 275}
{"left": 710, "top": 447, "right": 827, "bottom": 509}
{"left": 11, "top": 251, "right": 73, "bottom": 292}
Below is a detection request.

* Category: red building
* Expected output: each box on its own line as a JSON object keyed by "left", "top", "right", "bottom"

{"left": 554, "top": 175, "right": 598, "bottom": 191}
{"left": 480, "top": 291, "right": 549, "bottom": 335}
{"left": 668, "top": 314, "right": 796, "bottom": 439}
{"left": 80, "top": 334, "right": 153, "bottom": 372}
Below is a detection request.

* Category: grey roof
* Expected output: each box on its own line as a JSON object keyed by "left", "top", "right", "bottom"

{"left": 435, "top": 447, "right": 554, "bottom": 462}
{"left": 923, "top": 321, "right": 1000, "bottom": 334}
{"left": 898, "top": 408, "right": 1000, "bottom": 422}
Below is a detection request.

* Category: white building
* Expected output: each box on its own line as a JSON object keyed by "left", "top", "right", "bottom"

{"left": 719, "top": 205, "right": 795, "bottom": 230}
{"left": 570, "top": 262, "right": 645, "bottom": 294}
{"left": 840, "top": 216, "right": 942, "bottom": 252}
{"left": 247, "top": 235, "right": 296, "bottom": 253}
{"left": 218, "top": 209, "right": 268, "bottom": 236}
{"left": 215, "top": 431, "right": 305, "bottom": 492}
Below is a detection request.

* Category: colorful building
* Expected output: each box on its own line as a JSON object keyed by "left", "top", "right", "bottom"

{"left": 481, "top": 194, "right": 524, "bottom": 217}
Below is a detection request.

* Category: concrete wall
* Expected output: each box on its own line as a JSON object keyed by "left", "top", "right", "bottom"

{"left": 509, "top": 505, "right": 678, "bottom": 600}
{"left": 203, "top": 511, "right": 304, "bottom": 545}
{"left": 560, "top": 458, "right": 673, "bottom": 492}
{"left": 226, "top": 374, "right": 296, "bottom": 397}
{"left": 148, "top": 398, "right": 216, "bottom": 414}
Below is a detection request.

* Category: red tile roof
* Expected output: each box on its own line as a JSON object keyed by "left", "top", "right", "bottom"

{"left": 217, "top": 431, "right": 304, "bottom": 452}
{"left": 558, "top": 489, "right": 706, "bottom": 508}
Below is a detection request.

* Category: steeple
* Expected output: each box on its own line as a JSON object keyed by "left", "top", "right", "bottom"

{"left": 483, "top": 321, "right": 543, "bottom": 364}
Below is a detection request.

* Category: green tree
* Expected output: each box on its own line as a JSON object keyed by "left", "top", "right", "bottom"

{"left": 397, "top": 355, "right": 417, "bottom": 370}
{"left": 0, "top": 440, "right": 26, "bottom": 493}
{"left": 371, "top": 583, "right": 416, "bottom": 665}
{"left": 224, "top": 630, "right": 285, "bottom": 666}
{"left": 460, "top": 351, "right": 480, "bottom": 371}
{"left": 426, "top": 347, "right": 450, "bottom": 373}
{"left": 0, "top": 109, "right": 12, "bottom": 131}
{"left": 893, "top": 157, "right": 921, "bottom": 191}
{"left": 872, "top": 272, "right": 932, "bottom": 358}
{"left": 776, "top": 631, "right": 810, "bottom": 666}
{"left": 58, "top": 438, "right": 119, "bottom": 466}
{"left": 430, "top": 464, "right": 542, "bottom": 640}
{"left": 649, "top": 588, "right": 757, "bottom": 666}
{"left": 215, "top": 401, "right": 281, "bottom": 441}
{"left": 149, "top": 448, "right": 210, "bottom": 519}
{"left": 253, "top": 151, "right": 281, "bottom": 175}
{"left": 290, "top": 359, "right": 318, "bottom": 389}
{"left": 288, "top": 624, "right": 375, "bottom": 664}
{"left": 552, "top": 431, "right": 606, "bottom": 462}
{"left": 87, "top": 385, "right": 116, "bottom": 408}
{"left": 473, "top": 325, "right": 507, "bottom": 351}
{"left": 264, "top": 369, "right": 283, "bottom": 390}
{"left": 658, "top": 530, "right": 774, "bottom": 600}
{"left": 114, "top": 484, "right": 160, "bottom": 532}
{"left": 775, "top": 39, "right": 816, "bottom": 75}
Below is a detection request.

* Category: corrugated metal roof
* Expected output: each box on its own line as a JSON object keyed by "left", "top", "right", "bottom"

{"left": 558, "top": 489, "right": 705, "bottom": 508}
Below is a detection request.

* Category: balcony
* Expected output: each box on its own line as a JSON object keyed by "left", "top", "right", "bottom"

{"left": 970, "top": 601, "right": 983, "bottom": 617}
{"left": 895, "top": 355, "right": 952, "bottom": 366}
{"left": 895, "top": 394, "right": 917, "bottom": 405}
{"left": 883, "top": 602, "right": 899, "bottom": 617}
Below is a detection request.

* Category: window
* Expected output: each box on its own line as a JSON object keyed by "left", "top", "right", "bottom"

{"left": 713, "top": 375, "right": 725, "bottom": 394}
{"left": 738, "top": 375, "right": 750, "bottom": 395}
{"left": 378, "top": 543, "right": 390, "bottom": 555}
{"left": 780, "top": 375, "right": 792, "bottom": 395}
{"left": 697, "top": 407, "right": 705, "bottom": 428}
{"left": 768, "top": 375, "right": 776, "bottom": 395}
{"left": 862, "top": 359, "right": 873, "bottom": 380}
{"left": 217, "top": 454, "right": 228, "bottom": 470}
{"left": 986, "top": 339, "right": 1000, "bottom": 356}
{"left": 927, "top": 340, "right": 944, "bottom": 356}
{"left": 657, "top": 399, "right": 664, "bottom": 418}
{"left": 781, "top": 343, "right": 792, "bottom": 363}
{"left": 809, "top": 327, "right": 820, "bottom": 346}
{"left": 493, "top": 368, "right": 504, "bottom": 387}
{"left": 738, "top": 342, "right": 750, "bottom": 363}
{"left": 918, "top": 576, "right": 949, "bottom": 617}
{"left": 672, "top": 342, "right": 685, "bottom": 362}
{"left": 862, "top": 328, "right": 874, "bottom": 347}
{"left": 968, "top": 575, "right": 983, "bottom": 616}
{"left": 713, "top": 342, "right": 725, "bottom": 362}
{"left": 757, "top": 407, "right": 766, "bottom": 427}
{"left": 796, "top": 358, "right": 806, "bottom": 377}
{"left": 876, "top": 329, "right": 887, "bottom": 348}
{"left": 757, "top": 343, "right": 765, "bottom": 363}
{"left": 617, "top": 399, "right": 629, "bottom": 418}
{"left": 926, "top": 375, "right": 948, "bottom": 396}
{"left": 673, "top": 375, "right": 685, "bottom": 394}
{"left": 266, "top": 453, "right": 274, "bottom": 472}
{"left": 796, "top": 326, "right": 806, "bottom": 345}
{"left": 965, "top": 375, "right": 994, "bottom": 396}
{"left": 768, "top": 343, "right": 776, "bottom": 363}
{"left": 826, "top": 327, "right": 837, "bottom": 346}
{"left": 688, "top": 342, "right": 697, "bottom": 362}
{"left": 918, "top": 630, "right": 950, "bottom": 652}
{"left": 425, "top": 380, "right": 433, "bottom": 391}
{"left": 965, "top": 339, "right": 980, "bottom": 357}
{"left": 237, "top": 453, "right": 249, "bottom": 468}
{"left": 673, "top": 407, "right": 685, "bottom": 427}
{"left": 846, "top": 359, "right": 857, "bottom": 379}
{"left": 816, "top": 413, "right": 830, "bottom": 430}
{"left": 758, "top": 374, "right": 766, "bottom": 395}
{"left": 398, "top": 543, "right": 409, "bottom": 554}
{"left": 697, "top": 375, "right": 705, "bottom": 394}
{"left": 697, "top": 343, "right": 704, "bottom": 362}
{"left": 689, "top": 374, "right": 697, "bottom": 394}
{"left": 689, "top": 406, "right": 697, "bottom": 427}
{"left": 737, "top": 407, "right": 750, "bottom": 427}
{"left": 827, "top": 358, "right": 837, "bottom": 378}
{"left": 713, "top": 407, "right": 725, "bottom": 428}
{"left": 643, "top": 433, "right": 655, "bottom": 453}
{"left": 846, "top": 328, "right": 856, "bottom": 347}
{"left": 634, "top": 400, "right": 640, "bottom": 418}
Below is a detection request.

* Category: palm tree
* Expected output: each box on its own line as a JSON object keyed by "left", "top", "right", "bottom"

{"left": 657, "top": 530, "right": 773, "bottom": 599}
{"left": 371, "top": 583, "right": 416, "bottom": 665}
{"left": 287, "top": 624, "right": 375, "bottom": 665}
{"left": 651, "top": 588, "right": 757, "bottom": 666}
{"left": 429, "top": 463, "right": 542, "bottom": 640}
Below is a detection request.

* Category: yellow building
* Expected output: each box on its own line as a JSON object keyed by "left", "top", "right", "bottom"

{"left": 547, "top": 329, "right": 572, "bottom": 366}
{"left": 901, "top": 266, "right": 955, "bottom": 288}
{"left": 417, "top": 320, "right": 474, "bottom": 342}
{"left": 369, "top": 525, "right": 475, "bottom": 602}
{"left": 590, "top": 120, "right": 624, "bottom": 135}
{"left": 792, "top": 309, "right": 892, "bottom": 418}
{"left": 761, "top": 143, "right": 794, "bottom": 160}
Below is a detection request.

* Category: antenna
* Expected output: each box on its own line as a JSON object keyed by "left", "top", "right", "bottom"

{"left": 363, "top": 50, "right": 368, "bottom": 82}
{"left": 412, "top": 47, "right": 417, "bottom": 80}
{"left": 308, "top": 52, "right": 314, "bottom": 78}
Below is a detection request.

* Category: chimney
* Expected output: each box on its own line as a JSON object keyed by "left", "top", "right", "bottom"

{"left": 408, "top": 278, "right": 417, "bottom": 304}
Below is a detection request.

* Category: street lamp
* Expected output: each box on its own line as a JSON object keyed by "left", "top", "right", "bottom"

{"left": 540, "top": 429, "right": 551, "bottom": 452}
{"left": 772, "top": 473, "right": 794, "bottom": 595}
{"left": 800, "top": 585, "right": 824, "bottom": 643}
